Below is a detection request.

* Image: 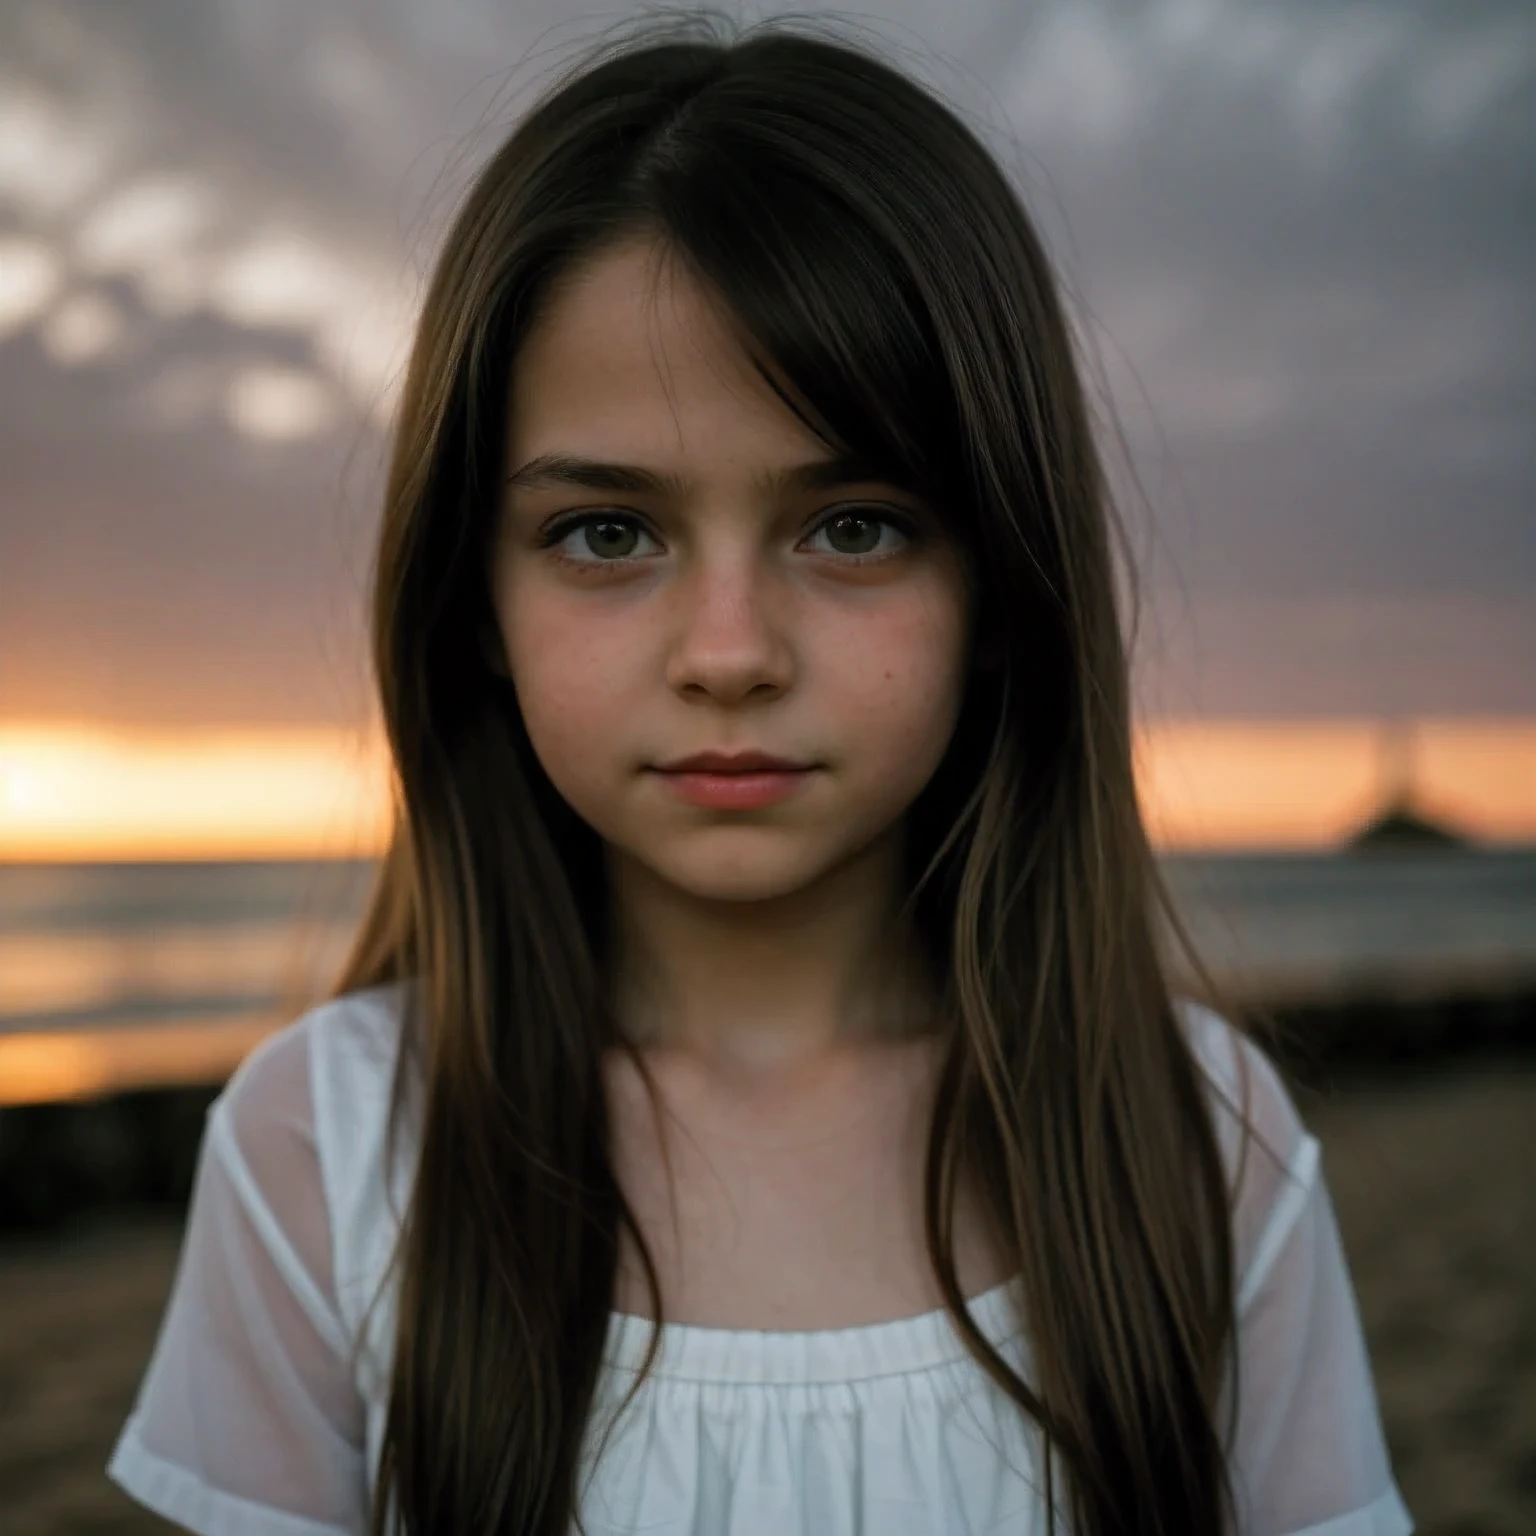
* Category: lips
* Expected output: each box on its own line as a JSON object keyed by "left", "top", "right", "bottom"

{"left": 652, "top": 750, "right": 814, "bottom": 774}
{"left": 648, "top": 751, "right": 819, "bottom": 810}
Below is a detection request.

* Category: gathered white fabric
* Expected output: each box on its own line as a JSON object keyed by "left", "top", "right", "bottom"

{"left": 108, "top": 983, "right": 1414, "bottom": 1536}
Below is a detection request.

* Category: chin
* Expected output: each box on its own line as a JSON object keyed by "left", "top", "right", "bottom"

{"left": 635, "top": 840, "right": 843, "bottom": 905}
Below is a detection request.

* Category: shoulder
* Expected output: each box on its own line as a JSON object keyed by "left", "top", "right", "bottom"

{"left": 214, "top": 980, "right": 420, "bottom": 1354}
{"left": 216, "top": 978, "right": 415, "bottom": 1153}
{"left": 1177, "top": 1000, "right": 1307, "bottom": 1157}
{"left": 1176, "top": 1000, "right": 1322, "bottom": 1314}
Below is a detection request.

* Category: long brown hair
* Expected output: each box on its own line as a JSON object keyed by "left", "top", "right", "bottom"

{"left": 338, "top": 13, "right": 1240, "bottom": 1534}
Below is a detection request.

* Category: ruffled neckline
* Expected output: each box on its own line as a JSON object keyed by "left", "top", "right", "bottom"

{"left": 602, "top": 1274, "right": 1026, "bottom": 1384}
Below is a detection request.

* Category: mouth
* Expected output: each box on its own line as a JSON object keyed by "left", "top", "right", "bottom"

{"left": 651, "top": 750, "right": 815, "bottom": 774}
{"left": 647, "top": 752, "right": 820, "bottom": 810}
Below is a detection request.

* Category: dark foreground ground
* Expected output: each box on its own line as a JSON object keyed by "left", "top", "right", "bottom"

{"left": 1, "top": 1052, "right": 1532, "bottom": 1534}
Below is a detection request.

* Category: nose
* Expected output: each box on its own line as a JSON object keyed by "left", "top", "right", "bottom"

{"left": 663, "top": 550, "right": 794, "bottom": 704}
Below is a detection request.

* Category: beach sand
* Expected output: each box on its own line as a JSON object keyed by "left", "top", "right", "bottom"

{"left": 2, "top": 1056, "right": 1532, "bottom": 1535}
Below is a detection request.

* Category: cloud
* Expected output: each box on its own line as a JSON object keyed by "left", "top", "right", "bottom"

{"left": 39, "top": 289, "right": 128, "bottom": 364}
{"left": 0, "top": 234, "right": 64, "bottom": 335}
{"left": 73, "top": 175, "right": 219, "bottom": 314}
{"left": 0, "top": 84, "right": 115, "bottom": 217}
{"left": 0, "top": 1, "right": 422, "bottom": 429}
{"left": 1136, "top": 589, "right": 1536, "bottom": 717}
{"left": 1005, "top": 7, "right": 1147, "bottom": 146}
{"left": 1410, "top": 14, "right": 1536, "bottom": 141}
{"left": 0, "top": 0, "right": 1532, "bottom": 725}
{"left": 204, "top": 232, "right": 414, "bottom": 422}
{"left": 223, "top": 364, "right": 336, "bottom": 442}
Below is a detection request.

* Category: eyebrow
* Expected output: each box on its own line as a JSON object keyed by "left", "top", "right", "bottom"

{"left": 503, "top": 451, "right": 895, "bottom": 498}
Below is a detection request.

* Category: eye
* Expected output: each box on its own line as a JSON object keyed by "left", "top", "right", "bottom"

{"left": 542, "top": 514, "right": 661, "bottom": 566}
{"left": 802, "top": 508, "right": 913, "bottom": 562}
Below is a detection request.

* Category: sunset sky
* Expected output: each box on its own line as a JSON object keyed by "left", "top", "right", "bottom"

{"left": 1, "top": 1, "right": 1532, "bottom": 857}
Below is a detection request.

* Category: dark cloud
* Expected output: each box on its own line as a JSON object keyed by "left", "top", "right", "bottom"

{"left": 1, "top": 0, "right": 1532, "bottom": 725}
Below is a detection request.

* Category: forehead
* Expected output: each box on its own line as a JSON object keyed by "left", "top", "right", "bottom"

{"left": 507, "top": 237, "right": 824, "bottom": 466}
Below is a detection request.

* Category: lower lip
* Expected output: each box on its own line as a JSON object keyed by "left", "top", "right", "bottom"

{"left": 653, "top": 768, "right": 816, "bottom": 809}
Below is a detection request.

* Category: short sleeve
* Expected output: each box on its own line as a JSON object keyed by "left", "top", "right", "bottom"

{"left": 107, "top": 1016, "right": 370, "bottom": 1536}
{"left": 1193, "top": 1010, "right": 1414, "bottom": 1536}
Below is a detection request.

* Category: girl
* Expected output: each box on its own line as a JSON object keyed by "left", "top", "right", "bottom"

{"left": 109, "top": 16, "right": 1412, "bottom": 1536}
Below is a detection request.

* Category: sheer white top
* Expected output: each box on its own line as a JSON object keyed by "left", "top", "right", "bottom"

{"left": 108, "top": 983, "right": 1414, "bottom": 1536}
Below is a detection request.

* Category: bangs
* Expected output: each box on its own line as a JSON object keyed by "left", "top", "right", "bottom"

{"left": 642, "top": 124, "right": 972, "bottom": 529}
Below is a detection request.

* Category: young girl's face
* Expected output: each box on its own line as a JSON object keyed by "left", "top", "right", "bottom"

{"left": 494, "top": 236, "right": 971, "bottom": 906}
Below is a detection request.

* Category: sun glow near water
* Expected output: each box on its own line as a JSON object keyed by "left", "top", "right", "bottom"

{"left": 0, "top": 719, "right": 1532, "bottom": 1107}
{"left": 0, "top": 723, "right": 393, "bottom": 862}
{"left": 0, "top": 718, "right": 1533, "bottom": 862}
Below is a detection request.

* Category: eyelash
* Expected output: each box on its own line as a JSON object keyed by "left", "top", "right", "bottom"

{"left": 536, "top": 507, "right": 919, "bottom": 571}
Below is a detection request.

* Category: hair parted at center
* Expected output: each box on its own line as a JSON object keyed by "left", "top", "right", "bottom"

{"left": 336, "top": 11, "right": 1244, "bottom": 1535}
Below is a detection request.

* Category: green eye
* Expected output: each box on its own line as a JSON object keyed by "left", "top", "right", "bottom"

{"left": 827, "top": 513, "right": 880, "bottom": 554}
{"left": 543, "top": 514, "right": 659, "bottom": 565}
{"left": 580, "top": 519, "right": 641, "bottom": 559}
{"left": 805, "top": 509, "right": 912, "bottom": 561}
{"left": 540, "top": 505, "right": 916, "bottom": 570}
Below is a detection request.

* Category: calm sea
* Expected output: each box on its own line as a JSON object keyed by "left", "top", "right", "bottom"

{"left": 1, "top": 852, "right": 1533, "bottom": 1043}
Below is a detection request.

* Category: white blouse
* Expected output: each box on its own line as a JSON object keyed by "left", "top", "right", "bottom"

{"left": 109, "top": 983, "right": 1413, "bottom": 1536}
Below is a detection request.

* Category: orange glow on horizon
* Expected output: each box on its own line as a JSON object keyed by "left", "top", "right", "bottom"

{"left": 1137, "top": 718, "right": 1536, "bottom": 850}
{"left": 0, "top": 717, "right": 1532, "bottom": 861}
{"left": 0, "top": 723, "right": 393, "bottom": 862}
{"left": 0, "top": 1016, "right": 281, "bottom": 1106}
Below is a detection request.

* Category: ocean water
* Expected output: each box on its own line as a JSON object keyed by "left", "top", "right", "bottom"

{"left": 1160, "top": 849, "right": 1536, "bottom": 1000}
{"left": 0, "top": 851, "right": 1532, "bottom": 1100}
{"left": 0, "top": 860, "right": 376, "bottom": 1032}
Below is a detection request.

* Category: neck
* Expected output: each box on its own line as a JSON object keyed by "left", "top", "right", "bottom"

{"left": 606, "top": 830, "right": 938, "bottom": 1077}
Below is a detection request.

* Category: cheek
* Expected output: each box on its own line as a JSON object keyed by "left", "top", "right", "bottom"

{"left": 499, "top": 582, "right": 637, "bottom": 800}
{"left": 825, "top": 580, "right": 967, "bottom": 772}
